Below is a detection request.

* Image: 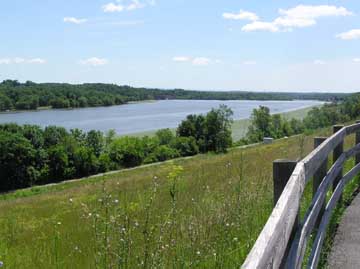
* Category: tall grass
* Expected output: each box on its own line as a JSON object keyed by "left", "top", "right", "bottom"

{"left": 0, "top": 128, "right": 358, "bottom": 268}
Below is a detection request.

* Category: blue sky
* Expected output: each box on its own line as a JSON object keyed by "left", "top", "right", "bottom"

{"left": 1, "top": 0, "right": 360, "bottom": 92}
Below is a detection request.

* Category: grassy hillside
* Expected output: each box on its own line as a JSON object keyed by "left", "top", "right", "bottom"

{"left": 0, "top": 125, "right": 358, "bottom": 268}
{"left": 131, "top": 106, "right": 316, "bottom": 141}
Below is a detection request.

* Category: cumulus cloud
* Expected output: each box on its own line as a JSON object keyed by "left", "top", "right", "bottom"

{"left": 353, "top": 58, "right": 360, "bottom": 63}
{"left": 233, "top": 5, "right": 352, "bottom": 33}
{"left": 336, "top": 29, "right": 360, "bottom": 40}
{"left": 64, "top": 17, "right": 88, "bottom": 24}
{"left": 223, "top": 10, "right": 259, "bottom": 21}
{"left": 0, "top": 57, "right": 46, "bottom": 65}
{"left": 103, "top": 0, "right": 155, "bottom": 13}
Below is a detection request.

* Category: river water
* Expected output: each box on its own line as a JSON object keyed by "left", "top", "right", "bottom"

{"left": 0, "top": 100, "right": 323, "bottom": 135}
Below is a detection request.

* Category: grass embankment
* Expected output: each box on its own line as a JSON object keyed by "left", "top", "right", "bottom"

{"left": 0, "top": 123, "right": 358, "bottom": 268}
{"left": 131, "top": 106, "right": 317, "bottom": 141}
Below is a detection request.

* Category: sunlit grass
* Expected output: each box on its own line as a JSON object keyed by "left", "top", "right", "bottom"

{"left": 0, "top": 124, "right": 358, "bottom": 268}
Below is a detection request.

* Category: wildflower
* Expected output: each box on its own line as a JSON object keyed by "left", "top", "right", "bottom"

{"left": 57, "top": 222, "right": 62, "bottom": 225}
{"left": 114, "top": 199, "right": 119, "bottom": 204}
{"left": 0, "top": 261, "right": 3, "bottom": 267}
{"left": 233, "top": 237, "right": 238, "bottom": 242}
{"left": 196, "top": 250, "right": 201, "bottom": 255}
{"left": 88, "top": 213, "right": 92, "bottom": 217}
{"left": 69, "top": 198, "right": 73, "bottom": 203}
{"left": 154, "top": 176, "right": 158, "bottom": 179}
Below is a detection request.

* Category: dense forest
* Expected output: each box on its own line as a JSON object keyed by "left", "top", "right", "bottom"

{"left": 0, "top": 80, "right": 348, "bottom": 111}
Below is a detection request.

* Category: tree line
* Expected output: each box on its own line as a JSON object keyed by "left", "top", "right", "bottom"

{"left": 0, "top": 80, "right": 348, "bottom": 111}
{"left": 0, "top": 105, "right": 233, "bottom": 192}
{"left": 239, "top": 94, "right": 359, "bottom": 145}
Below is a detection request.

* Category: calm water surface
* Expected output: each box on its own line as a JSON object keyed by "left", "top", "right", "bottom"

{"left": 0, "top": 100, "right": 323, "bottom": 135}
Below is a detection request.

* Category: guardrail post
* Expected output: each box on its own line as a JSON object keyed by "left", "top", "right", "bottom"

{"left": 314, "top": 137, "right": 328, "bottom": 228}
{"left": 273, "top": 159, "right": 298, "bottom": 267}
{"left": 333, "top": 125, "right": 344, "bottom": 202}
{"left": 356, "top": 120, "right": 360, "bottom": 165}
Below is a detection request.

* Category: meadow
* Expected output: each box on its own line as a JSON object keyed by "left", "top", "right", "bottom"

{"left": 0, "top": 124, "right": 358, "bottom": 268}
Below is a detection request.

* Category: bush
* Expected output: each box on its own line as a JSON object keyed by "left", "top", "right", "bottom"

{"left": 146, "top": 145, "right": 180, "bottom": 162}
{"left": 171, "top": 137, "right": 199, "bottom": 156}
{"left": 109, "top": 137, "right": 145, "bottom": 168}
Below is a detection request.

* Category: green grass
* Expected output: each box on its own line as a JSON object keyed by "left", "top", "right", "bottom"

{"left": 129, "top": 106, "right": 317, "bottom": 141}
{"left": 0, "top": 122, "right": 358, "bottom": 269}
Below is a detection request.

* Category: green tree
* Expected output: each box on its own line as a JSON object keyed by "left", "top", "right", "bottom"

{"left": 47, "top": 144, "right": 71, "bottom": 181}
{"left": 86, "top": 130, "right": 104, "bottom": 157}
{"left": 0, "top": 131, "right": 38, "bottom": 191}
{"left": 247, "top": 106, "right": 272, "bottom": 142}
{"left": 204, "top": 105, "right": 234, "bottom": 153}
{"left": 156, "top": 129, "right": 175, "bottom": 145}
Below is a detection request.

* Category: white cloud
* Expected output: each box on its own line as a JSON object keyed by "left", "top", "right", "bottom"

{"left": 314, "top": 60, "right": 326, "bottom": 65}
{"left": 102, "top": 0, "right": 155, "bottom": 13}
{"left": 278, "top": 5, "right": 352, "bottom": 19}
{"left": 127, "top": 0, "right": 145, "bottom": 11}
{"left": 173, "top": 56, "right": 191, "bottom": 62}
{"left": 64, "top": 17, "right": 87, "bottom": 24}
{"left": 353, "top": 58, "right": 360, "bottom": 63}
{"left": 0, "top": 57, "right": 46, "bottom": 65}
{"left": 173, "top": 56, "right": 219, "bottom": 66}
{"left": 243, "top": 60, "right": 257, "bottom": 65}
{"left": 80, "top": 57, "right": 109, "bottom": 66}
{"left": 336, "top": 29, "right": 360, "bottom": 40}
{"left": 28, "top": 58, "right": 47, "bottom": 64}
{"left": 0, "top": 58, "right": 11, "bottom": 64}
{"left": 242, "top": 21, "right": 279, "bottom": 32}
{"left": 103, "top": 2, "right": 125, "bottom": 12}
{"left": 223, "top": 10, "right": 259, "bottom": 21}
{"left": 14, "top": 57, "right": 25, "bottom": 64}
{"left": 192, "top": 57, "right": 211, "bottom": 66}
{"left": 240, "top": 5, "right": 352, "bottom": 33}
